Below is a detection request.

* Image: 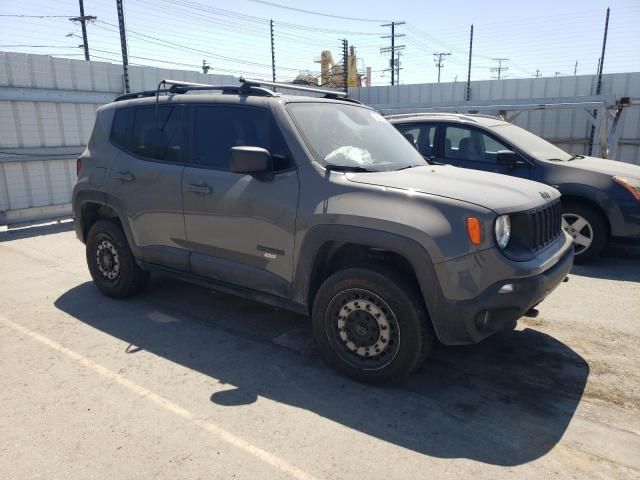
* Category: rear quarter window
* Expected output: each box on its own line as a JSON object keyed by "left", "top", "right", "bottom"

{"left": 110, "top": 107, "right": 133, "bottom": 150}
{"left": 110, "top": 105, "right": 185, "bottom": 163}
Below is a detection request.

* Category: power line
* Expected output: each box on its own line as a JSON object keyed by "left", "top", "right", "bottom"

{"left": 433, "top": 52, "right": 451, "bottom": 83}
{"left": 490, "top": 58, "right": 509, "bottom": 79}
{"left": 245, "top": 0, "right": 390, "bottom": 22}
{"left": 0, "top": 14, "right": 74, "bottom": 18}
{"left": 380, "top": 21, "right": 405, "bottom": 85}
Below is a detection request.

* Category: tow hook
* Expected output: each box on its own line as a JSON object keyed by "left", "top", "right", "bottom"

{"left": 524, "top": 308, "right": 540, "bottom": 318}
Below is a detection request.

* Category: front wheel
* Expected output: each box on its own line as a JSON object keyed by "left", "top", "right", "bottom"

{"left": 312, "top": 267, "right": 434, "bottom": 384}
{"left": 561, "top": 201, "right": 608, "bottom": 264}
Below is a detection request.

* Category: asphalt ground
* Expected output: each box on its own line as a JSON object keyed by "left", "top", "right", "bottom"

{"left": 1, "top": 221, "right": 639, "bottom": 479}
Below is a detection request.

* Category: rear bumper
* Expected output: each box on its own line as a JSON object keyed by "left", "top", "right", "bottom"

{"left": 428, "top": 235, "right": 574, "bottom": 345}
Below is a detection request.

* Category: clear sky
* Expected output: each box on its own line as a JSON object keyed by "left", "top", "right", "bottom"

{"left": 1, "top": 0, "right": 639, "bottom": 86}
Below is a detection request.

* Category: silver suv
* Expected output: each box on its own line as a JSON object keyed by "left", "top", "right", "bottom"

{"left": 73, "top": 79, "right": 573, "bottom": 383}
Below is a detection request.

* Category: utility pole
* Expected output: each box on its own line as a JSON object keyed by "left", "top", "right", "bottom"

{"left": 380, "top": 21, "right": 405, "bottom": 86}
{"left": 589, "top": 7, "right": 610, "bottom": 156}
{"left": 202, "top": 60, "right": 210, "bottom": 74}
{"left": 69, "top": 0, "right": 96, "bottom": 61}
{"left": 396, "top": 50, "right": 402, "bottom": 84}
{"left": 116, "top": 0, "right": 130, "bottom": 93}
{"left": 595, "top": 7, "right": 610, "bottom": 97}
{"left": 490, "top": 58, "right": 509, "bottom": 80}
{"left": 555, "top": 72, "right": 564, "bottom": 78}
{"left": 574, "top": 60, "right": 578, "bottom": 75}
{"left": 533, "top": 69, "right": 541, "bottom": 78}
{"left": 342, "top": 38, "right": 348, "bottom": 94}
{"left": 270, "top": 19, "right": 276, "bottom": 82}
{"left": 433, "top": 52, "right": 451, "bottom": 83}
{"left": 466, "top": 24, "right": 473, "bottom": 101}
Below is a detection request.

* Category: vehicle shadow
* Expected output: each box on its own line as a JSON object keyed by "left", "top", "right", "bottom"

{"left": 55, "top": 277, "right": 589, "bottom": 467}
{"left": 571, "top": 254, "right": 640, "bottom": 282}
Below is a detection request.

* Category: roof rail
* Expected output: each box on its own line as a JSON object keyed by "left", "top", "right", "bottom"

{"left": 240, "top": 77, "right": 348, "bottom": 98}
{"left": 113, "top": 79, "right": 272, "bottom": 102}
{"left": 384, "top": 112, "right": 502, "bottom": 121}
{"left": 114, "top": 78, "right": 358, "bottom": 103}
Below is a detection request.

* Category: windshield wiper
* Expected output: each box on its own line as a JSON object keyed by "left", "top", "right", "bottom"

{"left": 324, "top": 163, "right": 378, "bottom": 172}
{"left": 394, "top": 164, "right": 423, "bottom": 171}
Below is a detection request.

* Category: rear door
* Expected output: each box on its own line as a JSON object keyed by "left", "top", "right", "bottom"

{"left": 182, "top": 104, "right": 299, "bottom": 297}
{"left": 437, "top": 123, "right": 532, "bottom": 178}
{"left": 108, "top": 103, "right": 189, "bottom": 270}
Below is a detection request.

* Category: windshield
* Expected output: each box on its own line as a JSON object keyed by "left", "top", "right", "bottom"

{"left": 286, "top": 103, "right": 427, "bottom": 171}
{"left": 492, "top": 123, "right": 571, "bottom": 161}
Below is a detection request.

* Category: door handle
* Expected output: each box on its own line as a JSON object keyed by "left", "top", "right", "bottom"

{"left": 115, "top": 170, "right": 135, "bottom": 182}
{"left": 188, "top": 182, "right": 212, "bottom": 194}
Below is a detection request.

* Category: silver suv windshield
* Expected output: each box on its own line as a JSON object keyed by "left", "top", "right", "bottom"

{"left": 287, "top": 102, "right": 427, "bottom": 171}
{"left": 491, "top": 123, "right": 571, "bottom": 161}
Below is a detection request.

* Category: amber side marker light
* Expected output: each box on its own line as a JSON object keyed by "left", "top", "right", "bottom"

{"left": 613, "top": 176, "right": 640, "bottom": 201}
{"left": 466, "top": 217, "right": 482, "bottom": 245}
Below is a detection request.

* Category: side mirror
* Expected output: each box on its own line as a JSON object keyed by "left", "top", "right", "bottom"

{"left": 496, "top": 150, "right": 523, "bottom": 166}
{"left": 230, "top": 146, "right": 272, "bottom": 174}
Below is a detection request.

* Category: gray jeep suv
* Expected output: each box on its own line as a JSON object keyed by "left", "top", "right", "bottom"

{"left": 73, "top": 79, "right": 573, "bottom": 383}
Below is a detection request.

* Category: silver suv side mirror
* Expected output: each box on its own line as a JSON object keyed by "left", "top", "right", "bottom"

{"left": 230, "top": 146, "right": 272, "bottom": 174}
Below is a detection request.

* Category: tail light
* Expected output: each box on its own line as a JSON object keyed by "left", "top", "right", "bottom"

{"left": 76, "top": 158, "right": 82, "bottom": 176}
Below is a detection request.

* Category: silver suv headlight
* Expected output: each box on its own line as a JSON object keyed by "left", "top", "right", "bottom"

{"left": 495, "top": 215, "right": 511, "bottom": 249}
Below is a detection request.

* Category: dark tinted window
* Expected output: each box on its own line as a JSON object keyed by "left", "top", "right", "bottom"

{"left": 396, "top": 123, "right": 437, "bottom": 157}
{"left": 111, "top": 105, "right": 184, "bottom": 162}
{"left": 193, "top": 106, "right": 291, "bottom": 171}
{"left": 110, "top": 107, "right": 133, "bottom": 150}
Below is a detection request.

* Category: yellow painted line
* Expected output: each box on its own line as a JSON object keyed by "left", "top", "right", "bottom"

{"left": 0, "top": 314, "right": 318, "bottom": 480}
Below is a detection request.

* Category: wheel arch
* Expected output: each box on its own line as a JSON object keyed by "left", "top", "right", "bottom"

{"left": 561, "top": 194, "right": 611, "bottom": 239}
{"left": 292, "top": 225, "right": 443, "bottom": 332}
{"left": 73, "top": 191, "right": 137, "bottom": 252}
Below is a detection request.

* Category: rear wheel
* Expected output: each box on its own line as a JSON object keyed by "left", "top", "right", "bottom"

{"left": 561, "top": 201, "right": 608, "bottom": 264}
{"left": 312, "top": 266, "right": 433, "bottom": 384}
{"left": 86, "top": 219, "right": 149, "bottom": 298}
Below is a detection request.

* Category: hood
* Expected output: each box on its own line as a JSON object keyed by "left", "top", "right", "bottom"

{"left": 346, "top": 165, "right": 559, "bottom": 214}
{"left": 549, "top": 156, "right": 640, "bottom": 179}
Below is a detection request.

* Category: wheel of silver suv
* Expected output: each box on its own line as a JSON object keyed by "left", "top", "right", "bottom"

{"left": 561, "top": 201, "right": 608, "bottom": 263}
{"left": 562, "top": 213, "right": 593, "bottom": 255}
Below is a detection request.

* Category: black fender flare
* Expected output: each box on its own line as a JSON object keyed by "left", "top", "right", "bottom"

{"left": 73, "top": 190, "right": 139, "bottom": 256}
{"left": 291, "top": 224, "right": 444, "bottom": 322}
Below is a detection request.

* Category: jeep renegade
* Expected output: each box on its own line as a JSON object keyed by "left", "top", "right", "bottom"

{"left": 73, "top": 79, "right": 573, "bottom": 383}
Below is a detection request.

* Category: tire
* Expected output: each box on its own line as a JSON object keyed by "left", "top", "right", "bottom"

{"left": 561, "top": 201, "right": 608, "bottom": 264}
{"left": 86, "top": 219, "right": 149, "bottom": 298}
{"left": 312, "top": 266, "right": 434, "bottom": 384}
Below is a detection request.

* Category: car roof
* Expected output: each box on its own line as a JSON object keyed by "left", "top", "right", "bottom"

{"left": 103, "top": 92, "right": 373, "bottom": 112}
{"left": 100, "top": 92, "right": 373, "bottom": 110}
{"left": 386, "top": 113, "right": 509, "bottom": 127}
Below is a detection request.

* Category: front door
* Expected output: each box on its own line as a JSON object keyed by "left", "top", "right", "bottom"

{"left": 439, "top": 124, "right": 532, "bottom": 179}
{"left": 182, "top": 104, "right": 299, "bottom": 298}
{"left": 108, "top": 103, "right": 189, "bottom": 270}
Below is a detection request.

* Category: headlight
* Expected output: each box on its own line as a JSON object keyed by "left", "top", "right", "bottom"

{"left": 613, "top": 176, "right": 640, "bottom": 201}
{"left": 495, "top": 215, "right": 511, "bottom": 249}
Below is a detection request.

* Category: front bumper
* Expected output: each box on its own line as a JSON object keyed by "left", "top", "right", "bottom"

{"left": 611, "top": 198, "right": 640, "bottom": 243}
{"left": 428, "top": 234, "right": 574, "bottom": 345}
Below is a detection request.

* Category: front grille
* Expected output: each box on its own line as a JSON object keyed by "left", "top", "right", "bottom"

{"left": 529, "top": 201, "right": 563, "bottom": 251}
